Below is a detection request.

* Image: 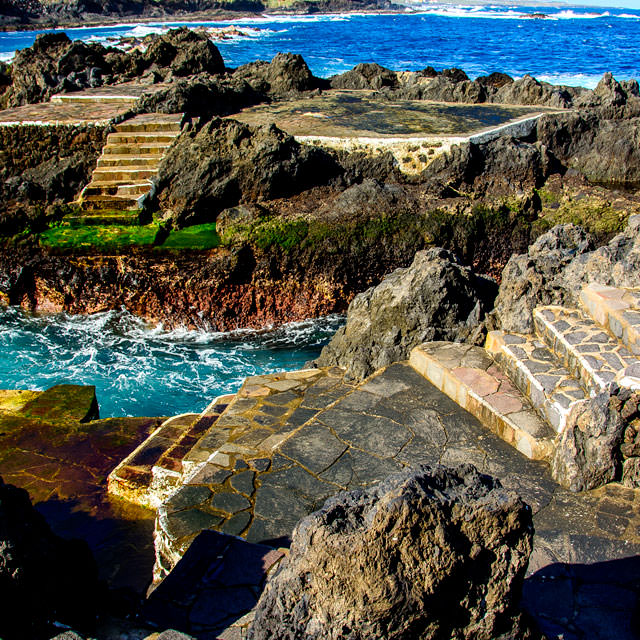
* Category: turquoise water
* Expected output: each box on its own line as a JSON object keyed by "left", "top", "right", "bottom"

{"left": 2, "top": 6, "right": 640, "bottom": 87}
{"left": 0, "top": 307, "right": 343, "bottom": 417}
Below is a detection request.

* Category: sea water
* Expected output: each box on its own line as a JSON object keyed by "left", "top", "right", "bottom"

{"left": 0, "top": 307, "right": 344, "bottom": 416}
{"left": 1, "top": 6, "right": 640, "bottom": 86}
{"left": 1, "top": 6, "right": 640, "bottom": 416}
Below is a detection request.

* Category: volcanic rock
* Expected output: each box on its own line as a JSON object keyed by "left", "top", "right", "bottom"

{"left": 494, "top": 215, "right": 640, "bottom": 333}
{"left": 0, "top": 477, "right": 100, "bottom": 639}
{"left": 233, "top": 53, "right": 319, "bottom": 96}
{"left": 249, "top": 464, "right": 536, "bottom": 640}
{"left": 551, "top": 392, "right": 626, "bottom": 492}
{"left": 152, "top": 118, "right": 340, "bottom": 226}
{"left": 330, "top": 62, "right": 399, "bottom": 90}
{"left": 315, "top": 247, "right": 497, "bottom": 381}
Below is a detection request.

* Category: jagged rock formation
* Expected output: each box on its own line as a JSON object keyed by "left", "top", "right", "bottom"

{"left": 249, "top": 464, "right": 536, "bottom": 640}
{"left": 152, "top": 118, "right": 340, "bottom": 226}
{"left": 0, "top": 477, "right": 100, "bottom": 639}
{"left": 315, "top": 248, "right": 497, "bottom": 381}
{"left": 494, "top": 215, "right": 640, "bottom": 334}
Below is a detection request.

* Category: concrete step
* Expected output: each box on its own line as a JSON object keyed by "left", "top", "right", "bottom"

{"left": 97, "top": 155, "right": 163, "bottom": 168}
{"left": 534, "top": 306, "right": 639, "bottom": 394}
{"left": 108, "top": 413, "right": 201, "bottom": 508}
{"left": 92, "top": 167, "right": 157, "bottom": 182}
{"left": 102, "top": 143, "right": 172, "bottom": 156}
{"left": 82, "top": 182, "right": 151, "bottom": 197}
{"left": 409, "top": 341, "right": 556, "bottom": 461}
{"left": 51, "top": 94, "right": 138, "bottom": 105}
{"left": 580, "top": 283, "right": 640, "bottom": 356}
{"left": 106, "top": 132, "right": 180, "bottom": 145}
{"left": 115, "top": 120, "right": 183, "bottom": 134}
{"left": 64, "top": 210, "right": 142, "bottom": 226}
{"left": 80, "top": 194, "right": 143, "bottom": 211}
{"left": 485, "top": 331, "right": 587, "bottom": 433}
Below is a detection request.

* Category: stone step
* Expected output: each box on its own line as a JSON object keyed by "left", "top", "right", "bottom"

{"left": 79, "top": 194, "right": 143, "bottom": 211}
{"left": 108, "top": 413, "right": 202, "bottom": 507}
{"left": 102, "top": 143, "right": 172, "bottom": 156}
{"left": 83, "top": 181, "right": 152, "bottom": 198}
{"left": 64, "top": 210, "right": 142, "bottom": 226}
{"left": 485, "top": 330, "right": 587, "bottom": 433}
{"left": 97, "top": 155, "right": 163, "bottom": 168}
{"left": 580, "top": 283, "right": 640, "bottom": 356}
{"left": 115, "top": 121, "right": 183, "bottom": 134}
{"left": 409, "top": 342, "right": 556, "bottom": 461}
{"left": 533, "top": 306, "right": 639, "bottom": 394}
{"left": 92, "top": 167, "right": 157, "bottom": 182}
{"left": 115, "top": 112, "right": 184, "bottom": 130}
{"left": 106, "top": 132, "right": 180, "bottom": 145}
{"left": 51, "top": 94, "right": 138, "bottom": 105}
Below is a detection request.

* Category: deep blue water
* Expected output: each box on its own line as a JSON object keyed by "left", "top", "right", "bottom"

{"left": 1, "top": 5, "right": 639, "bottom": 417}
{"left": 2, "top": 5, "right": 640, "bottom": 87}
{"left": 0, "top": 307, "right": 343, "bottom": 417}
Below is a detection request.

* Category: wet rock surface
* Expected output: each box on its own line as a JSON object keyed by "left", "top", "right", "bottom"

{"left": 315, "top": 247, "right": 497, "bottom": 381}
{"left": 249, "top": 463, "right": 536, "bottom": 640}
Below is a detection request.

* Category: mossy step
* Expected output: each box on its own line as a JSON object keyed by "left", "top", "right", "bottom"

{"left": 80, "top": 195, "right": 142, "bottom": 211}
{"left": 64, "top": 211, "right": 142, "bottom": 226}
{"left": 410, "top": 342, "right": 555, "bottom": 461}
{"left": 39, "top": 224, "right": 161, "bottom": 251}
{"left": 581, "top": 283, "right": 640, "bottom": 356}
{"left": 486, "top": 330, "right": 587, "bottom": 433}
{"left": 51, "top": 94, "right": 138, "bottom": 104}
{"left": 533, "top": 305, "right": 639, "bottom": 394}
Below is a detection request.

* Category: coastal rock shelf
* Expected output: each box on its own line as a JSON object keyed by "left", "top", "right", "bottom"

{"left": 411, "top": 283, "right": 640, "bottom": 465}
{"left": 229, "top": 90, "right": 561, "bottom": 175}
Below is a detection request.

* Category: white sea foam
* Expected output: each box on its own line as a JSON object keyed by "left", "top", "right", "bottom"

{"left": 0, "top": 307, "right": 343, "bottom": 417}
{"left": 0, "top": 51, "right": 15, "bottom": 63}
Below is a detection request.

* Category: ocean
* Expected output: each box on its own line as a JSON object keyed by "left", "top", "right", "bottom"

{"left": 1, "top": 5, "right": 639, "bottom": 417}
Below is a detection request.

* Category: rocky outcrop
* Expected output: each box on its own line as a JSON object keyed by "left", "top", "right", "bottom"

{"left": 152, "top": 118, "right": 340, "bottom": 226}
{"left": 551, "top": 392, "right": 626, "bottom": 492}
{"left": 0, "top": 477, "right": 100, "bottom": 639}
{"left": 330, "top": 62, "right": 399, "bottom": 90}
{"left": 1, "top": 28, "right": 226, "bottom": 108}
{"left": 315, "top": 248, "right": 497, "bottom": 381}
{"left": 249, "top": 464, "right": 536, "bottom": 640}
{"left": 494, "top": 215, "right": 640, "bottom": 334}
{"left": 620, "top": 390, "right": 640, "bottom": 488}
{"left": 233, "top": 53, "right": 320, "bottom": 96}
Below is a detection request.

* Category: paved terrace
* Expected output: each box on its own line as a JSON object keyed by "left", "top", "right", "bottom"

{"left": 228, "top": 90, "right": 561, "bottom": 174}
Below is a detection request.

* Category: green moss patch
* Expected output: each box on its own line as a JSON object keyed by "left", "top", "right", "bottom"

{"left": 536, "top": 202, "right": 630, "bottom": 240}
{"left": 39, "top": 224, "right": 162, "bottom": 252}
{"left": 159, "top": 223, "right": 221, "bottom": 250}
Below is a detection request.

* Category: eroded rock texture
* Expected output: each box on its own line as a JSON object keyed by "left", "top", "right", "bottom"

{"left": 249, "top": 464, "right": 536, "bottom": 640}
{"left": 315, "top": 247, "right": 497, "bottom": 381}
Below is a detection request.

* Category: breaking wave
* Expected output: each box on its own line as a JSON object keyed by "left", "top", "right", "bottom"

{"left": 0, "top": 307, "right": 344, "bottom": 418}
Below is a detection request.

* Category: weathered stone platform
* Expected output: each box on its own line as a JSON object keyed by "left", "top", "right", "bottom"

{"left": 229, "top": 89, "right": 561, "bottom": 174}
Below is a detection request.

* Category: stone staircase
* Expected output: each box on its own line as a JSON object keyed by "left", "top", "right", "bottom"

{"left": 75, "top": 112, "right": 184, "bottom": 221}
{"left": 410, "top": 283, "right": 640, "bottom": 462}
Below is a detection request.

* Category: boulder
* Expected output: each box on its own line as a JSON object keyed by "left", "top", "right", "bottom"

{"left": 1, "top": 33, "right": 108, "bottom": 107}
{"left": 423, "top": 135, "right": 551, "bottom": 198}
{"left": 315, "top": 247, "right": 497, "bottom": 381}
{"left": 249, "top": 464, "right": 537, "bottom": 640}
{"left": 330, "top": 62, "right": 398, "bottom": 90}
{"left": 551, "top": 393, "right": 625, "bottom": 492}
{"left": 0, "top": 477, "right": 100, "bottom": 639}
{"left": 492, "top": 224, "right": 594, "bottom": 333}
{"left": 494, "top": 215, "right": 640, "bottom": 333}
{"left": 233, "top": 53, "right": 318, "bottom": 96}
{"left": 492, "top": 74, "right": 575, "bottom": 108}
{"left": 152, "top": 118, "right": 340, "bottom": 227}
